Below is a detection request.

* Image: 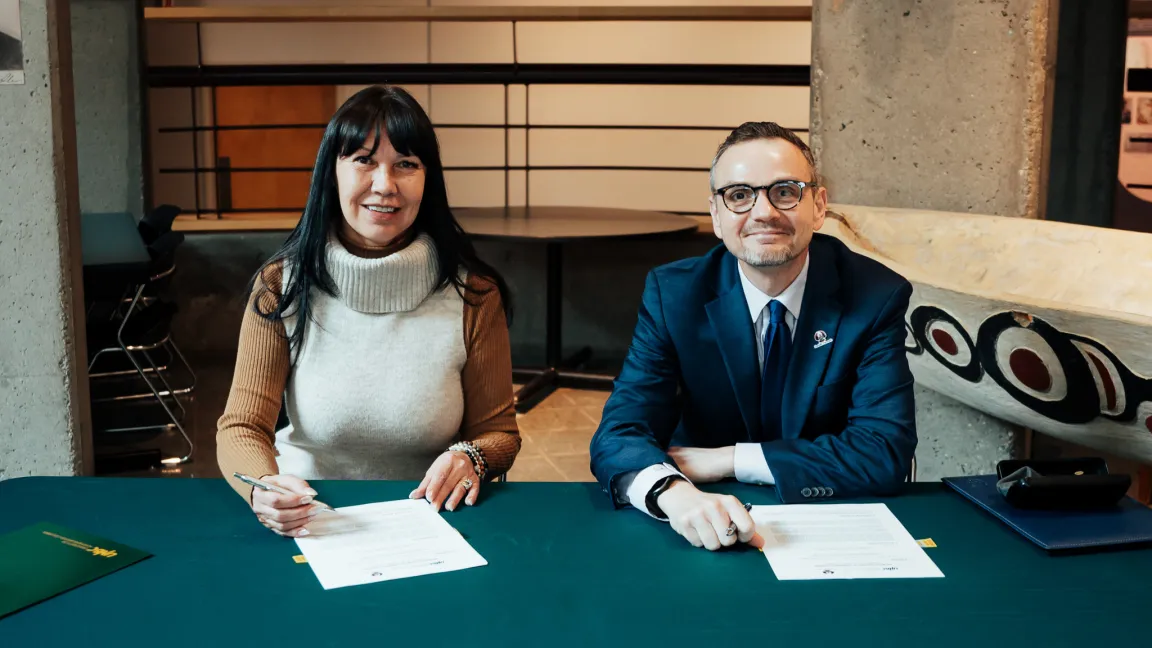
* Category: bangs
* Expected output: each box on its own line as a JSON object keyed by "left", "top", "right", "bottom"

{"left": 333, "top": 97, "right": 428, "bottom": 161}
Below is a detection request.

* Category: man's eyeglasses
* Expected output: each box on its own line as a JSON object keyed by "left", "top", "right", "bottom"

{"left": 713, "top": 180, "right": 816, "bottom": 214}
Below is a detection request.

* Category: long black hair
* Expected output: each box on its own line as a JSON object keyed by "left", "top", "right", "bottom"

{"left": 249, "top": 85, "right": 513, "bottom": 360}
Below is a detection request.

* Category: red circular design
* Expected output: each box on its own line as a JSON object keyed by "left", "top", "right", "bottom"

{"left": 931, "top": 329, "right": 959, "bottom": 356}
{"left": 1009, "top": 348, "right": 1052, "bottom": 393}
{"left": 1085, "top": 352, "right": 1117, "bottom": 411}
{"left": 1146, "top": 417, "right": 1152, "bottom": 434}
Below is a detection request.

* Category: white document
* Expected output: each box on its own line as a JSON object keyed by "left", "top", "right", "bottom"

{"left": 751, "top": 503, "right": 944, "bottom": 580}
{"left": 294, "top": 499, "right": 487, "bottom": 590}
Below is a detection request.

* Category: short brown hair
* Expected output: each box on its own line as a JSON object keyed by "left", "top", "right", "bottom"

{"left": 709, "top": 121, "right": 818, "bottom": 190}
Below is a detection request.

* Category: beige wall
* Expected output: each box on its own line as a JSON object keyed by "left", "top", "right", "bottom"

{"left": 148, "top": 0, "right": 812, "bottom": 217}
{"left": 174, "top": 0, "right": 801, "bottom": 6}
{"left": 0, "top": 1, "right": 20, "bottom": 38}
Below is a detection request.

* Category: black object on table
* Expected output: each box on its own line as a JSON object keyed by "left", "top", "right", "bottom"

{"left": 456, "top": 206, "right": 698, "bottom": 412}
{"left": 2, "top": 477, "right": 1150, "bottom": 647}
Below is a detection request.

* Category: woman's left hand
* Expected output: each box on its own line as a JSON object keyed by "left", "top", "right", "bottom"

{"left": 410, "top": 451, "right": 480, "bottom": 512}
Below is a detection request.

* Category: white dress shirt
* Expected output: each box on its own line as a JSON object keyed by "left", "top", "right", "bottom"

{"left": 622, "top": 255, "right": 811, "bottom": 519}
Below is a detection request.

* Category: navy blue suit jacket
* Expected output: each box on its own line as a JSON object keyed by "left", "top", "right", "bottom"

{"left": 590, "top": 233, "right": 917, "bottom": 504}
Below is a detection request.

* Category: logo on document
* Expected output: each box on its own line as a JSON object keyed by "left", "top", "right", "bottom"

{"left": 42, "top": 530, "right": 119, "bottom": 558}
{"left": 813, "top": 331, "right": 833, "bottom": 349}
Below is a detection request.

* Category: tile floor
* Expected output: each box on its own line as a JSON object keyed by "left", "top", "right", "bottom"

{"left": 93, "top": 356, "right": 607, "bottom": 483}
{"left": 506, "top": 388, "right": 606, "bottom": 483}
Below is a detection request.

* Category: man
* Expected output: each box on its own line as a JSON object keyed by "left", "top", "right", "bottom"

{"left": 589, "top": 122, "right": 916, "bottom": 551}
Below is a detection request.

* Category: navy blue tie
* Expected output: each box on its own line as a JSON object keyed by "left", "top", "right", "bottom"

{"left": 760, "top": 300, "right": 792, "bottom": 441}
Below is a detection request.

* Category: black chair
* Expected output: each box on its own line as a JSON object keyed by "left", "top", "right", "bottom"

{"left": 87, "top": 206, "right": 196, "bottom": 468}
{"left": 137, "top": 204, "right": 181, "bottom": 245}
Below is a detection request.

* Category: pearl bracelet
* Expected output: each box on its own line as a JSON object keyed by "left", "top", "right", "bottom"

{"left": 448, "top": 441, "right": 488, "bottom": 480}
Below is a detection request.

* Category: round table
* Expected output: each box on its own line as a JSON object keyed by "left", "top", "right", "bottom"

{"left": 454, "top": 206, "right": 699, "bottom": 412}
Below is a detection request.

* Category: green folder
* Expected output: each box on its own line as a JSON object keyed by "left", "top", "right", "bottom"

{"left": 0, "top": 522, "right": 152, "bottom": 619}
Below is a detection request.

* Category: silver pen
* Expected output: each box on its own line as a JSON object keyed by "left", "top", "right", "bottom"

{"left": 233, "top": 472, "right": 337, "bottom": 513}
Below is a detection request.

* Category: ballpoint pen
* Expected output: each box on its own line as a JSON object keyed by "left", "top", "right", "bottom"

{"left": 233, "top": 473, "right": 337, "bottom": 513}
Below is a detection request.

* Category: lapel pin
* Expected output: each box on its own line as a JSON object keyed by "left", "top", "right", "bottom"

{"left": 813, "top": 330, "right": 834, "bottom": 349}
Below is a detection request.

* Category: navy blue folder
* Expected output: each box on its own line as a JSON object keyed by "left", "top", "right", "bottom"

{"left": 942, "top": 474, "right": 1152, "bottom": 551}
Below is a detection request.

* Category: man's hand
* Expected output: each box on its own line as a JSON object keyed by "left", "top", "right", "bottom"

{"left": 668, "top": 446, "right": 735, "bottom": 483}
{"left": 656, "top": 480, "right": 764, "bottom": 551}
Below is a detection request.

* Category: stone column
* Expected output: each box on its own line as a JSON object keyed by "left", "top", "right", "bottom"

{"left": 71, "top": 0, "right": 145, "bottom": 218}
{"left": 810, "top": 0, "right": 1059, "bottom": 479}
{"left": 0, "top": 0, "right": 91, "bottom": 479}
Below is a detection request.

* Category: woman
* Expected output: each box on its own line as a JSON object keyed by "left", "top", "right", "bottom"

{"left": 216, "top": 85, "right": 520, "bottom": 537}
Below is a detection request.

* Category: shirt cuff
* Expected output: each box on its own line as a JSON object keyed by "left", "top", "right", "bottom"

{"left": 625, "top": 463, "right": 689, "bottom": 521}
{"left": 734, "top": 443, "right": 776, "bottom": 485}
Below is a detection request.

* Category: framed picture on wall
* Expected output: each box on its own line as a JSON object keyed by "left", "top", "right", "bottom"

{"left": 1123, "top": 96, "right": 1132, "bottom": 124}
{"left": 0, "top": 0, "right": 23, "bottom": 85}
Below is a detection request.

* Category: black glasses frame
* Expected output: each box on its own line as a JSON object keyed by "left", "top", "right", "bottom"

{"left": 713, "top": 180, "right": 816, "bottom": 213}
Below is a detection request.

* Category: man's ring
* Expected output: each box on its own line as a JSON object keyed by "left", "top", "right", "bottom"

{"left": 461, "top": 478, "right": 474, "bottom": 490}
{"left": 725, "top": 522, "right": 738, "bottom": 537}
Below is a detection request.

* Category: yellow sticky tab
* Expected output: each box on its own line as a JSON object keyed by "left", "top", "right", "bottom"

{"left": 917, "top": 538, "right": 937, "bottom": 548}
{"left": 293, "top": 555, "right": 308, "bottom": 564}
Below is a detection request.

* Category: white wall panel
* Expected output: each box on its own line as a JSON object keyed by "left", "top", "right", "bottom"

{"left": 518, "top": 22, "right": 810, "bottom": 65}
{"left": 529, "top": 169, "right": 710, "bottom": 212}
{"left": 529, "top": 85, "right": 810, "bottom": 129}
{"left": 430, "top": 0, "right": 806, "bottom": 6}
{"left": 199, "top": 22, "right": 428, "bottom": 65}
{"left": 445, "top": 170, "right": 510, "bottom": 207}
{"left": 430, "top": 85, "right": 507, "bottom": 124}
{"left": 430, "top": 22, "right": 514, "bottom": 63}
{"left": 438, "top": 128, "right": 507, "bottom": 167}
{"left": 529, "top": 129, "right": 725, "bottom": 168}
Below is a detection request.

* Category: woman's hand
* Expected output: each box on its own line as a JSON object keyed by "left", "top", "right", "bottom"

{"left": 410, "top": 451, "right": 480, "bottom": 512}
{"left": 250, "top": 474, "right": 322, "bottom": 538}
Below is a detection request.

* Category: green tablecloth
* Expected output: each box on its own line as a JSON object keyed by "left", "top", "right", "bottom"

{"left": 1, "top": 477, "right": 1147, "bottom": 646}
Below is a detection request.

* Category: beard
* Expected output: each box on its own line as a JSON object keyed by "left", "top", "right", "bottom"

{"left": 737, "top": 228, "right": 802, "bottom": 267}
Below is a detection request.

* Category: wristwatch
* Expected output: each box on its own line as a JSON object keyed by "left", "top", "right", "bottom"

{"left": 645, "top": 475, "right": 685, "bottom": 518}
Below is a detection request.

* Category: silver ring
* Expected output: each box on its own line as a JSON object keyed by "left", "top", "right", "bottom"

{"left": 460, "top": 478, "right": 474, "bottom": 490}
{"left": 725, "top": 522, "right": 738, "bottom": 537}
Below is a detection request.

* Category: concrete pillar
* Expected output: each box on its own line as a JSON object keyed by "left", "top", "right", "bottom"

{"left": 71, "top": 0, "right": 144, "bottom": 217}
{"left": 810, "top": 0, "right": 1059, "bottom": 479}
{"left": 0, "top": 0, "right": 91, "bottom": 479}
